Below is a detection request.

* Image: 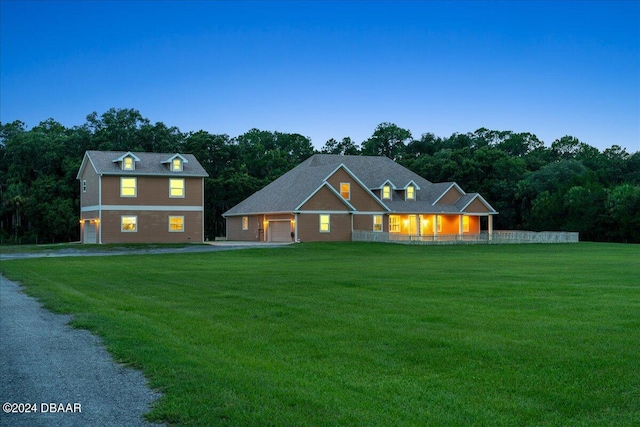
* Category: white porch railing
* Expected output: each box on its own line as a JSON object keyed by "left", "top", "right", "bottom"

{"left": 352, "top": 230, "right": 579, "bottom": 245}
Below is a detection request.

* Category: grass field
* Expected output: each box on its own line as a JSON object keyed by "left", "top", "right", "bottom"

{"left": 2, "top": 242, "right": 639, "bottom": 426}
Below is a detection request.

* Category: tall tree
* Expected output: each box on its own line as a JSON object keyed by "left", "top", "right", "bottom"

{"left": 361, "top": 122, "right": 411, "bottom": 160}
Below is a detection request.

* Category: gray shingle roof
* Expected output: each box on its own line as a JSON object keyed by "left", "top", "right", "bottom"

{"left": 224, "top": 154, "right": 495, "bottom": 216}
{"left": 79, "top": 151, "right": 209, "bottom": 178}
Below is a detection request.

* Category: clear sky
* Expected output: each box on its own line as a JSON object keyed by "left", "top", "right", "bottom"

{"left": 2, "top": 0, "right": 639, "bottom": 152}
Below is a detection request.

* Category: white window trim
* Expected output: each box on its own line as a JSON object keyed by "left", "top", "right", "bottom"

{"left": 171, "top": 158, "right": 183, "bottom": 172}
{"left": 319, "top": 214, "right": 330, "bottom": 233}
{"left": 406, "top": 185, "right": 415, "bottom": 200}
{"left": 168, "top": 215, "right": 184, "bottom": 232}
{"left": 373, "top": 215, "right": 383, "bottom": 232}
{"left": 169, "top": 178, "right": 185, "bottom": 198}
{"left": 382, "top": 185, "right": 392, "bottom": 200}
{"left": 121, "top": 215, "right": 137, "bottom": 232}
{"left": 389, "top": 215, "right": 400, "bottom": 233}
{"left": 120, "top": 177, "right": 137, "bottom": 197}
{"left": 123, "top": 156, "right": 135, "bottom": 171}
{"left": 82, "top": 180, "right": 87, "bottom": 193}
{"left": 340, "top": 182, "right": 350, "bottom": 200}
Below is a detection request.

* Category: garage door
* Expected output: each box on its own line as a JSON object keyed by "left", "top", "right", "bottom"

{"left": 269, "top": 221, "right": 291, "bottom": 242}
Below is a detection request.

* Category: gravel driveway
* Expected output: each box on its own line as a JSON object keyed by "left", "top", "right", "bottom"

{"left": 0, "top": 242, "right": 290, "bottom": 426}
{"left": 0, "top": 274, "right": 163, "bottom": 426}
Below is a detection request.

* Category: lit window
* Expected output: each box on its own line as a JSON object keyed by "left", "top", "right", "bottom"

{"left": 389, "top": 215, "right": 400, "bottom": 233}
{"left": 340, "top": 183, "right": 350, "bottom": 200}
{"left": 120, "top": 177, "right": 137, "bottom": 197}
{"left": 463, "top": 216, "right": 469, "bottom": 232}
{"left": 242, "top": 216, "right": 249, "bottom": 230}
{"left": 169, "top": 178, "right": 185, "bottom": 198}
{"left": 382, "top": 185, "right": 391, "bottom": 200}
{"left": 406, "top": 185, "right": 415, "bottom": 200}
{"left": 172, "top": 158, "right": 182, "bottom": 172}
{"left": 123, "top": 157, "right": 134, "bottom": 170}
{"left": 169, "top": 216, "right": 184, "bottom": 232}
{"left": 319, "top": 214, "right": 330, "bottom": 233}
{"left": 82, "top": 180, "right": 87, "bottom": 193}
{"left": 121, "top": 216, "right": 137, "bottom": 232}
{"left": 437, "top": 216, "right": 442, "bottom": 233}
{"left": 373, "top": 215, "right": 383, "bottom": 232}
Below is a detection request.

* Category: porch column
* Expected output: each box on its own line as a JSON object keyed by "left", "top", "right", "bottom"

{"left": 459, "top": 215, "right": 464, "bottom": 239}
{"left": 488, "top": 215, "right": 494, "bottom": 241}
{"left": 434, "top": 215, "right": 439, "bottom": 241}
{"left": 294, "top": 213, "right": 299, "bottom": 242}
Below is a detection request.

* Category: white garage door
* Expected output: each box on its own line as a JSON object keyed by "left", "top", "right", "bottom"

{"left": 269, "top": 221, "right": 291, "bottom": 242}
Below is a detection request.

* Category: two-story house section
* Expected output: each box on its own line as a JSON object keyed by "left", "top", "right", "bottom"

{"left": 77, "top": 151, "right": 209, "bottom": 244}
{"left": 223, "top": 154, "right": 497, "bottom": 242}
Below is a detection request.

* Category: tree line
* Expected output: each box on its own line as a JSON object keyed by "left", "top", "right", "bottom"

{"left": 1, "top": 108, "right": 638, "bottom": 244}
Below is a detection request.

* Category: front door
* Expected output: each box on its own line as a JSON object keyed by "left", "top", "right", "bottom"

{"left": 83, "top": 221, "right": 96, "bottom": 244}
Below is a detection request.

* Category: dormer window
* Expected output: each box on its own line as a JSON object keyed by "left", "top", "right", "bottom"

{"left": 113, "top": 152, "right": 140, "bottom": 171}
{"left": 163, "top": 154, "right": 188, "bottom": 172}
{"left": 406, "top": 185, "right": 415, "bottom": 200}
{"left": 382, "top": 185, "right": 391, "bottom": 200}
{"left": 123, "top": 156, "right": 135, "bottom": 170}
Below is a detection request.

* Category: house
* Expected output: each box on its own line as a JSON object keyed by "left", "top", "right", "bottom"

{"left": 223, "top": 154, "right": 497, "bottom": 242}
{"left": 76, "top": 150, "right": 209, "bottom": 244}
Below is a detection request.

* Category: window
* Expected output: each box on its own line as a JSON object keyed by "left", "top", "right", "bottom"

{"left": 382, "top": 185, "right": 391, "bottom": 200}
{"left": 82, "top": 180, "right": 87, "bottom": 193}
{"left": 406, "top": 185, "right": 415, "bottom": 200}
{"left": 242, "top": 216, "right": 249, "bottom": 230}
{"left": 463, "top": 216, "right": 469, "bottom": 232}
{"left": 171, "top": 158, "right": 182, "bottom": 172}
{"left": 123, "top": 156, "right": 134, "bottom": 171}
{"left": 340, "top": 183, "right": 350, "bottom": 200}
{"left": 373, "top": 215, "right": 383, "bottom": 232}
{"left": 319, "top": 214, "right": 330, "bottom": 233}
{"left": 437, "top": 216, "right": 442, "bottom": 233}
{"left": 120, "top": 177, "right": 137, "bottom": 197}
{"left": 389, "top": 215, "right": 400, "bottom": 233}
{"left": 169, "top": 216, "right": 184, "bottom": 232}
{"left": 169, "top": 178, "right": 185, "bottom": 198}
{"left": 121, "top": 216, "right": 137, "bottom": 232}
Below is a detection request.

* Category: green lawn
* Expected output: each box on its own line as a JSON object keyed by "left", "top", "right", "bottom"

{"left": 2, "top": 243, "right": 639, "bottom": 426}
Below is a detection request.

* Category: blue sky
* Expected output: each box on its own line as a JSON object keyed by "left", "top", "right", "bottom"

{"left": 2, "top": 1, "right": 639, "bottom": 152}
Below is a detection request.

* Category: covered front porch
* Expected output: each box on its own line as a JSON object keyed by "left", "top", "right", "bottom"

{"left": 387, "top": 214, "right": 494, "bottom": 238}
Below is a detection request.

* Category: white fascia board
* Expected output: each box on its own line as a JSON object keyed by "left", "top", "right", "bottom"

{"left": 373, "top": 179, "right": 397, "bottom": 190}
{"left": 323, "top": 164, "right": 391, "bottom": 211}
{"left": 223, "top": 211, "right": 293, "bottom": 217}
{"left": 402, "top": 179, "right": 421, "bottom": 190}
{"left": 162, "top": 153, "right": 189, "bottom": 164}
{"left": 294, "top": 210, "right": 353, "bottom": 215}
{"left": 431, "top": 182, "right": 466, "bottom": 206}
{"left": 295, "top": 181, "right": 356, "bottom": 211}
{"left": 76, "top": 152, "right": 98, "bottom": 179}
{"left": 112, "top": 152, "right": 141, "bottom": 163}
{"left": 460, "top": 194, "right": 498, "bottom": 214}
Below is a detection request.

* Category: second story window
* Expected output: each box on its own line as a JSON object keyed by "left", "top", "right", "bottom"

{"left": 120, "top": 177, "right": 137, "bottom": 197}
{"left": 169, "top": 178, "right": 185, "bottom": 198}
{"left": 340, "top": 183, "right": 350, "bottom": 200}
{"left": 382, "top": 185, "right": 391, "bottom": 200}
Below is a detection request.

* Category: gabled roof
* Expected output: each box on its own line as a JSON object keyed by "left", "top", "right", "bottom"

{"left": 77, "top": 151, "right": 208, "bottom": 178}
{"left": 224, "top": 154, "right": 495, "bottom": 217}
